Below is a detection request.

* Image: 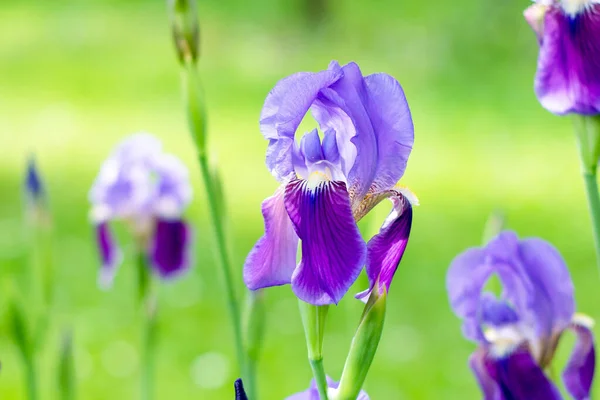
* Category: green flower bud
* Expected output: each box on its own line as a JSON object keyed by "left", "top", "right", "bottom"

{"left": 332, "top": 288, "right": 387, "bottom": 400}
{"left": 168, "top": 0, "right": 200, "bottom": 65}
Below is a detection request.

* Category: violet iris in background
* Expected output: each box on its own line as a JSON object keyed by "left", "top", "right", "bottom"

{"left": 525, "top": 0, "right": 600, "bottom": 115}
{"left": 447, "top": 231, "right": 595, "bottom": 400}
{"left": 89, "top": 133, "right": 193, "bottom": 287}
{"left": 244, "top": 61, "right": 415, "bottom": 305}
{"left": 286, "top": 377, "right": 369, "bottom": 400}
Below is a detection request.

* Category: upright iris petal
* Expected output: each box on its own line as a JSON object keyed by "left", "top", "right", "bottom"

{"left": 526, "top": 0, "right": 600, "bottom": 115}
{"left": 447, "top": 231, "right": 595, "bottom": 399}
{"left": 244, "top": 61, "right": 414, "bottom": 305}
{"left": 89, "top": 133, "right": 193, "bottom": 287}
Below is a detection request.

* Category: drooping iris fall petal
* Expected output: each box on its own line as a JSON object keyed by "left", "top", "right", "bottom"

{"left": 285, "top": 178, "right": 366, "bottom": 305}
{"left": 150, "top": 218, "right": 191, "bottom": 279}
{"left": 96, "top": 222, "right": 122, "bottom": 289}
{"left": 243, "top": 185, "right": 299, "bottom": 290}
{"left": 563, "top": 316, "right": 596, "bottom": 400}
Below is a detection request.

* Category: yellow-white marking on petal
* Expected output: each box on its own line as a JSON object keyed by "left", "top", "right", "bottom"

{"left": 306, "top": 169, "right": 332, "bottom": 191}
{"left": 394, "top": 184, "right": 420, "bottom": 206}
{"left": 485, "top": 324, "right": 527, "bottom": 358}
{"left": 573, "top": 313, "right": 595, "bottom": 329}
{"left": 561, "top": 0, "right": 600, "bottom": 16}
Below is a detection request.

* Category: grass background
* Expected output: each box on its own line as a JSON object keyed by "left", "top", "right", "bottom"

{"left": 0, "top": 0, "right": 598, "bottom": 398}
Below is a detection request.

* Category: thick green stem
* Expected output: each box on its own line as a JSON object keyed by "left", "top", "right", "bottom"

{"left": 299, "top": 302, "right": 329, "bottom": 400}
{"left": 582, "top": 172, "right": 600, "bottom": 272}
{"left": 310, "top": 358, "right": 329, "bottom": 400}
{"left": 574, "top": 115, "right": 600, "bottom": 272}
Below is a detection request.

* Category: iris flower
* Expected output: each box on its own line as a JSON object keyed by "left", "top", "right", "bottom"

{"left": 525, "top": 0, "right": 600, "bottom": 115}
{"left": 243, "top": 61, "right": 415, "bottom": 305}
{"left": 286, "top": 377, "right": 369, "bottom": 400}
{"left": 89, "top": 133, "right": 193, "bottom": 287}
{"left": 447, "top": 231, "right": 595, "bottom": 400}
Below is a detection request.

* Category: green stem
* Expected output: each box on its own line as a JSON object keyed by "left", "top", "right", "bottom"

{"left": 574, "top": 115, "right": 600, "bottom": 272}
{"left": 198, "top": 153, "right": 247, "bottom": 381}
{"left": 137, "top": 252, "right": 156, "bottom": 400}
{"left": 24, "top": 353, "right": 38, "bottom": 400}
{"left": 582, "top": 172, "right": 600, "bottom": 272}
{"left": 310, "top": 358, "right": 329, "bottom": 400}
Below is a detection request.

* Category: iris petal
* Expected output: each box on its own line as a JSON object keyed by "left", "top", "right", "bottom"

{"left": 469, "top": 349, "right": 501, "bottom": 400}
{"left": 96, "top": 222, "right": 122, "bottom": 289}
{"left": 356, "top": 194, "right": 412, "bottom": 301}
{"left": 563, "top": 316, "right": 596, "bottom": 400}
{"left": 150, "top": 218, "right": 191, "bottom": 279}
{"left": 485, "top": 347, "right": 562, "bottom": 400}
{"left": 533, "top": 5, "right": 600, "bottom": 115}
{"left": 285, "top": 178, "right": 366, "bottom": 305}
{"left": 243, "top": 185, "right": 299, "bottom": 290}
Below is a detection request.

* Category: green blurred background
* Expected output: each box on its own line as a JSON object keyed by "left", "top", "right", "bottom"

{"left": 0, "top": 0, "right": 598, "bottom": 398}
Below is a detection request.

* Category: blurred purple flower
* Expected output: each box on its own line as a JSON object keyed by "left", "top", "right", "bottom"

{"left": 447, "top": 231, "right": 595, "bottom": 400}
{"left": 89, "top": 133, "right": 193, "bottom": 288}
{"left": 25, "top": 155, "right": 45, "bottom": 205}
{"left": 244, "top": 61, "right": 415, "bottom": 305}
{"left": 286, "top": 377, "right": 369, "bottom": 400}
{"left": 525, "top": 0, "right": 600, "bottom": 115}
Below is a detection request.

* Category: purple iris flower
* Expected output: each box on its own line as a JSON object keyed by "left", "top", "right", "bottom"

{"left": 25, "top": 156, "right": 45, "bottom": 205}
{"left": 525, "top": 0, "right": 600, "bottom": 115}
{"left": 89, "top": 133, "right": 193, "bottom": 288}
{"left": 447, "top": 231, "right": 595, "bottom": 400}
{"left": 243, "top": 61, "right": 415, "bottom": 305}
{"left": 286, "top": 377, "right": 369, "bottom": 400}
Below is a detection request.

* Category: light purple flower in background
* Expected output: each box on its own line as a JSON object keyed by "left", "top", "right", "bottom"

{"left": 244, "top": 61, "right": 416, "bottom": 305}
{"left": 89, "top": 133, "right": 193, "bottom": 288}
{"left": 447, "top": 231, "right": 595, "bottom": 400}
{"left": 286, "top": 377, "right": 369, "bottom": 400}
{"left": 525, "top": 0, "right": 600, "bottom": 115}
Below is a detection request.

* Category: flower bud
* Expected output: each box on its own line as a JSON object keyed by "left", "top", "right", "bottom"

{"left": 168, "top": 0, "right": 200, "bottom": 65}
{"left": 333, "top": 287, "right": 386, "bottom": 400}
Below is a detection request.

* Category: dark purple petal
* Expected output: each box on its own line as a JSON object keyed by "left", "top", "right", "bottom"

{"left": 469, "top": 349, "right": 501, "bottom": 400}
{"left": 284, "top": 179, "right": 366, "bottom": 305}
{"left": 150, "top": 218, "right": 191, "bottom": 279}
{"left": 96, "top": 222, "right": 122, "bottom": 289}
{"left": 261, "top": 69, "right": 342, "bottom": 181}
{"left": 485, "top": 347, "right": 562, "bottom": 400}
{"left": 25, "top": 156, "right": 45, "bottom": 203}
{"left": 532, "top": 5, "right": 600, "bottom": 115}
{"left": 363, "top": 73, "right": 414, "bottom": 193}
{"left": 234, "top": 378, "right": 248, "bottom": 400}
{"left": 356, "top": 194, "right": 412, "bottom": 301}
{"left": 563, "top": 316, "right": 596, "bottom": 400}
{"left": 244, "top": 186, "right": 299, "bottom": 290}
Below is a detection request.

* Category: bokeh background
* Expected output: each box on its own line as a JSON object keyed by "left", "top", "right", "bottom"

{"left": 1, "top": 0, "right": 598, "bottom": 398}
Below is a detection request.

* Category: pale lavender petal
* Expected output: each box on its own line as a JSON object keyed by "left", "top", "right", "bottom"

{"left": 479, "top": 293, "right": 519, "bottom": 328}
{"left": 485, "top": 347, "right": 562, "bottom": 400}
{"left": 518, "top": 237, "right": 575, "bottom": 335}
{"left": 243, "top": 185, "right": 299, "bottom": 290}
{"left": 313, "top": 62, "right": 377, "bottom": 203}
{"left": 286, "top": 377, "right": 369, "bottom": 400}
{"left": 261, "top": 69, "right": 342, "bottom": 181}
{"left": 446, "top": 247, "right": 490, "bottom": 342}
{"left": 563, "top": 317, "right": 596, "bottom": 400}
{"left": 533, "top": 5, "right": 600, "bottom": 115}
{"left": 300, "top": 129, "right": 324, "bottom": 163}
{"left": 285, "top": 179, "right": 366, "bottom": 305}
{"left": 150, "top": 218, "right": 191, "bottom": 279}
{"left": 96, "top": 222, "right": 122, "bottom": 289}
{"left": 356, "top": 194, "right": 412, "bottom": 301}
{"left": 469, "top": 349, "right": 501, "bottom": 400}
{"left": 363, "top": 73, "right": 414, "bottom": 193}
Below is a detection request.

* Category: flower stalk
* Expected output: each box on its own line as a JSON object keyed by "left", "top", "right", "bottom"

{"left": 244, "top": 291, "right": 266, "bottom": 400}
{"left": 573, "top": 115, "right": 600, "bottom": 273}
{"left": 137, "top": 252, "right": 157, "bottom": 400}
{"left": 167, "top": 0, "right": 249, "bottom": 391}
{"left": 299, "top": 301, "right": 329, "bottom": 399}
{"left": 57, "top": 329, "right": 76, "bottom": 400}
